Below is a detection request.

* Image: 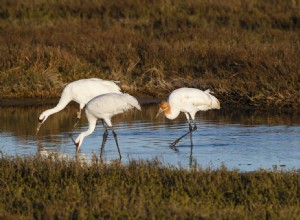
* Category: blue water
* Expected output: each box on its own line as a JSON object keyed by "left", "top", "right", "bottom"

{"left": 0, "top": 104, "right": 299, "bottom": 171}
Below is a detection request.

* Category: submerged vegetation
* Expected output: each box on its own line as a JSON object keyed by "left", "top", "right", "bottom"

{"left": 0, "top": 155, "right": 299, "bottom": 219}
{"left": 0, "top": 0, "right": 299, "bottom": 108}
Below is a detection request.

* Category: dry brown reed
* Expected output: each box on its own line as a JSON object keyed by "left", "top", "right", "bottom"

{"left": 0, "top": 0, "right": 299, "bottom": 108}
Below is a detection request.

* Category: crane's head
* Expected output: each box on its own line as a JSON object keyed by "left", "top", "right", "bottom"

{"left": 74, "top": 134, "right": 84, "bottom": 153}
{"left": 156, "top": 101, "right": 171, "bottom": 118}
{"left": 68, "top": 133, "right": 82, "bottom": 153}
{"left": 35, "top": 112, "right": 49, "bottom": 135}
{"left": 38, "top": 113, "right": 48, "bottom": 124}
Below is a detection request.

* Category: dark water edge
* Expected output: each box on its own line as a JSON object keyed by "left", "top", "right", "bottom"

{"left": 0, "top": 97, "right": 161, "bottom": 107}
{"left": 1, "top": 97, "right": 299, "bottom": 115}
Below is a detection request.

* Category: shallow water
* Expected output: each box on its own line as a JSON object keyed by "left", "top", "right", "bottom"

{"left": 0, "top": 103, "right": 299, "bottom": 171}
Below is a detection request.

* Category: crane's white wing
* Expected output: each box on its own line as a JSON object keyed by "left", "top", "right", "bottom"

{"left": 169, "top": 87, "right": 219, "bottom": 111}
{"left": 86, "top": 93, "right": 140, "bottom": 118}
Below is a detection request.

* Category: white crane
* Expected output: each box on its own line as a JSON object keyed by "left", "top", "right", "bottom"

{"left": 73, "top": 93, "right": 141, "bottom": 159}
{"left": 156, "top": 87, "right": 220, "bottom": 150}
{"left": 36, "top": 78, "right": 122, "bottom": 135}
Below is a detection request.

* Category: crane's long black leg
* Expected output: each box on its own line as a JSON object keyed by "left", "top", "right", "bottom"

{"left": 189, "top": 118, "right": 197, "bottom": 167}
{"left": 189, "top": 143, "right": 194, "bottom": 167}
{"left": 71, "top": 109, "right": 82, "bottom": 132}
{"left": 100, "top": 129, "right": 108, "bottom": 159}
{"left": 192, "top": 120, "right": 197, "bottom": 131}
{"left": 169, "top": 114, "right": 197, "bottom": 151}
{"left": 111, "top": 127, "right": 122, "bottom": 160}
{"left": 189, "top": 119, "right": 198, "bottom": 146}
{"left": 189, "top": 128, "right": 193, "bottom": 146}
{"left": 100, "top": 120, "right": 108, "bottom": 159}
{"left": 71, "top": 118, "right": 80, "bottom": 132}
{"left": 169, "top": 122, "right": 194, "bottom": 150}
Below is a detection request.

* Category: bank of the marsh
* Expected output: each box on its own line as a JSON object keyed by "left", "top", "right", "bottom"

{"left": 0, "top": 0, "right": 300, "bottom": 108}
{"left": 0, "top": 155, "right": 299, "bottom": 219}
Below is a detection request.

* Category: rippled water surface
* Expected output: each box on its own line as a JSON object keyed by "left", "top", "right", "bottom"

{"left": 0, "top": 103, "right": 299, "bottom": 171}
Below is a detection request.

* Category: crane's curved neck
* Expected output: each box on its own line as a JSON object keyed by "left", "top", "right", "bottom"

{"left": 39, "top": 98, "right": 71, "bottom": 122}
{"left": 75, "top": 116, "right": 97, "bottom": 147}
{"left": 43, "top": 105, "right": 64, "bottom": 117}
{"left": 78, "top": 126, "right": 94, "bottom": 143}
{"left": 164, "top": 103, "right": 180, "bottom": 120}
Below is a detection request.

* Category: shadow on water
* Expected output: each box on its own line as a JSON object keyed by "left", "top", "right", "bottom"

{"left": 0, "top": 103, "right": 300, "bottom": 171}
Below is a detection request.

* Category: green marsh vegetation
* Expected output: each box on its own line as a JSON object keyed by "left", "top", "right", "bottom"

{"left": 0, "top": 155, "right": 299, "bottom": 219}
{"left": 0, "top": 0, "right": 299, "bottom": 108}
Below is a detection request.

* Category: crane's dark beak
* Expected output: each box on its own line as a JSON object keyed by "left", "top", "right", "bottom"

{"left": 76, "top": 143, "right": 80, "bottom": 153}
{"left": 36, "top": 116, "right": 45, "bottom": 136}
{"left": 69, "top": 134, "right": 80, "bottom": 153}
{"left": 156, "top": 108, "right": 163, "bottom": 118}
{"left": 35, "top": 122, "right": 42, "bottom": 136}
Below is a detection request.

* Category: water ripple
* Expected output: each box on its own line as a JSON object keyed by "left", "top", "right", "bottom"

{"left": 0, "top": 105, "right": 300, "bottom": 171}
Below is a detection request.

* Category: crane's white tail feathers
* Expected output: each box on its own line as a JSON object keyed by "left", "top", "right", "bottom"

{"left": 124, "top": 93, "right": 141, "bottom": 110}
{"left": 102, "top": 80, "right": 122, "bottom": 92}
{"left": 208, "top": 94, "right": 220, "bottom": 109}
{"left": 204, "top": 89, "right": 213, "bottom": 94}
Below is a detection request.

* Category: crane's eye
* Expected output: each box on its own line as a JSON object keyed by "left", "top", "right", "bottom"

{"left": 38, "top": 116, "right": 45, "bottom": 123}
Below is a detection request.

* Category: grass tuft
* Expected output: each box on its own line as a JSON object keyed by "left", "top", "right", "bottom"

{"left": 0, "top": 155, "right": 299, "bottom": 219}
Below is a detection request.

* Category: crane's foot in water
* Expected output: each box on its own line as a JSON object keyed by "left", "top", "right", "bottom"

{"left": 169, "top": 142, "right": 179, "bottom": 152}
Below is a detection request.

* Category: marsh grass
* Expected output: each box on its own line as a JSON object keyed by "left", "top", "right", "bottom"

{"left": 0, "top": 0, "right": 300, "bottom": 107}
{"left": 0, "top": 154, "right": 299, "bottom": 219}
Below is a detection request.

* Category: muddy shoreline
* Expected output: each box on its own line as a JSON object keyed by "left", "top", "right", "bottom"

{"left": 0, "top": 97, "right": 162, "bottom": 107}
{"left": 1, "top": 98, "right": 299, "bottom": 115}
